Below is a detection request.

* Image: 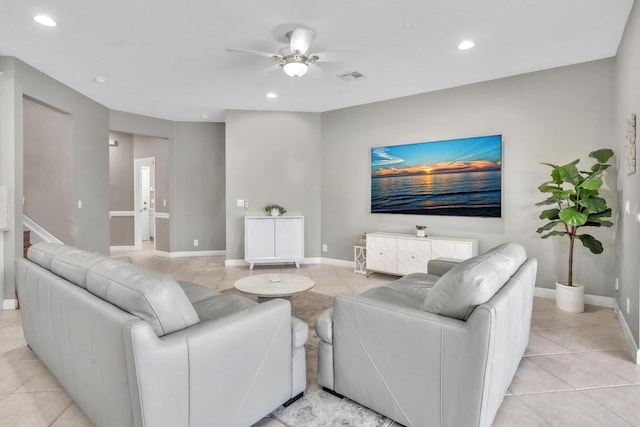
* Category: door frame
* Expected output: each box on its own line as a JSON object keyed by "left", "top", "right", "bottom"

{"left": 134, "top": 157, "right": 155, "bottom": 250}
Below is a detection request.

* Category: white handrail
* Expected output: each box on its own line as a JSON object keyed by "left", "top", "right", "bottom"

{"left": 23, "top": 215, "right": 63, "bottom": 244}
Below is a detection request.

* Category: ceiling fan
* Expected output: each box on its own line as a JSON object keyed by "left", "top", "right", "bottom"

{"left": 227, "top": 27, "right": 345, "bottom": 78}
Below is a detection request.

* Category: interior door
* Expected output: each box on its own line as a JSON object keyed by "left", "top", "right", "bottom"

{"left": 140, "top": 166, "right": 150, "bottom": 241}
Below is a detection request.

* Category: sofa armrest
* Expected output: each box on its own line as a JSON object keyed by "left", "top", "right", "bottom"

{"left": 427, "top": 257, "right": 462, "bottom": 276}
{"left": 124, "top": 298, "right": 294, "bottom": 427}
{"left": 332, "top": 294, "right": 493, "bottom": 427}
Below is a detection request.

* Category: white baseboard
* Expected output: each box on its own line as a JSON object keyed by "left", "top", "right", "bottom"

{"left": 155, "top": 250, "right": 225, "bottom": 259}
{"left": 319, "top": 257, "right": 356, "bottom": 269}
{"left": 533, "top": 287, "right": 615, "bottom": 308}
{"left": 614, "top": 302, "right": 640, "bottom": 365}
{"left": 2, "top": 299, "right": 17, "bottom": 310}
{"left": 110, "top": 245, "right": 137, "bottom": 252}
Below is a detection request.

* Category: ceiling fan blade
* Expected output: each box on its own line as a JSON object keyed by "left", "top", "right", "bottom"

{"left": 310, "top": 50, "right": 361, "bottom": 62}
{"left": 226, "top": 48, "right": 279, "bottom": 59}
{"left": 289, "top": 28, "right": 314, "bottom": 54}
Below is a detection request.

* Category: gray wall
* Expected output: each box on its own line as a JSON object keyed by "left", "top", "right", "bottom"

{"left": 23, "top": 97, "right": 74, "bottom": 244}
{"left": 109, "top": 131, "right": 134, "bottom": 246}
{"left": 225, "top": 110, "right": 322, "bottom": 261}
{"left": 614, "top": 1, "right": 640, "bottom": 346}
{"left": 174, "top": 122, "right": 226, "bottom": 252}
{"left": 321, "top": 59, "right": 616, "bottom": 298}
{"left": 1, "top": 57, "right": 110, "bottom": 302}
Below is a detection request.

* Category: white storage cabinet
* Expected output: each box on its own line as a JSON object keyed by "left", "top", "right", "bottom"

{"left": 245, "top": 216, "right": 304, "bottom": 269}
{"left": 366, "top": 232, "right": 478, "bottom": 276}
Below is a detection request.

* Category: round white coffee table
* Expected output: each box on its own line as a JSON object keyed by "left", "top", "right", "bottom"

{"left": 234, "top": 273, "right": 315, "bottom": 300}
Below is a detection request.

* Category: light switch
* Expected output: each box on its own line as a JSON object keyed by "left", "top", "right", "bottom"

{"left": 625, "top": 200, "right": 631, "bottom": 214}
{"left": 244, "top": 200, "right": 249, "bottom": 208}
{"left": 236, "top": 199, "right": 245, "bottom": 207}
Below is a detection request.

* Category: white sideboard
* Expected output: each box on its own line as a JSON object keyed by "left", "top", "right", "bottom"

{"left": 365, "top": 232, "right": 478, "bottom": 276}
{"left": 244, "top": 216, "right": 304, "bottom": 269}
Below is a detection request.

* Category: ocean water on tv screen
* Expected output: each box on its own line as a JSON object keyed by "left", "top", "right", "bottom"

{"left": 371, "top": 169, "right": 501, "bottom": 217}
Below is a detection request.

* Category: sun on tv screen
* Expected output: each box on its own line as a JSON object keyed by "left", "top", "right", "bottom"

{"left": 371, "top": 135, "right": 502, "bottom": 217}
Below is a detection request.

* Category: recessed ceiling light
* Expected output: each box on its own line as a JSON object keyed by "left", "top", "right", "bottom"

{"left": 458, "top": 40, "right": 475, "bottom": 50}
{"left": 266, "top": 92, "right": 278, "bottom": 99}
{"left": 33, "top": 15, "right": 57, "bottom": 27}
{"left": 94, "top": 76, "right": 107, "bottom": 84}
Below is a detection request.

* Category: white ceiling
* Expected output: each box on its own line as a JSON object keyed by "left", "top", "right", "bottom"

{"left": 0, "top": 0, "right": 634, "bottom": 122}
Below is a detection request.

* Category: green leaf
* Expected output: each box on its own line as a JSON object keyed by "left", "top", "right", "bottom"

{"left": 589, "top": 148, "right": 614, "bottom": 164}
{"left": 576, "top": 234, "right": 604, "bottom": 254}
{"left": 578, "top": 197, "right": 607, "bottom": 213}
{"left": 536, "top": 220, "right": 561, "bottom": 233}
{"left": 559, "top": 207, "right": 588, "bottom": 226}
{"left": 580, "top": 174, "right": 603, "bottom": 191}
{"left": 558, "top": 163, "right": 582, "bottom": 186}
{"left": 588, "top": 209, "right": 612, "bottom": 221}
{"left": 540, "top": 230, "right": 568, "bottom": 239}
{"left": 535, "top": 196, "right": 562, "bottom": 207}
{"left": 539, "top": 208, "right": 560, "bottom": 220}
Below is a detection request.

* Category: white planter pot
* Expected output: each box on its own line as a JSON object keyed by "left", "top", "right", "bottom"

{"left": 270, "top": 209, "right": 280, "bottom": 217}
{"left": 416, "top": 229, "right": 426, "bottom": 237}
{"left": 555, "top": 281, "right": 584, "bottom": 313}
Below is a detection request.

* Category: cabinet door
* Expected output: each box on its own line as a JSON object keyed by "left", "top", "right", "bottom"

{"left": 245, "top": 218, "right": 275, "bottom": 259}
{"left": 275, "top": 218, "right": 304, "bottom": 258}
{"left": 431, "top": 240, "right": 474, "bottom": 260}
{"left": 366, "top": 236, "right": 398, "bottom": 273}
{"left": 397, "top": 238, "right": 432, "bottom": 275}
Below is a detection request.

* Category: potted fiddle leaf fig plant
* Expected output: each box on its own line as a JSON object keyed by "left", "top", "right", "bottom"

{"left": 536, "top": 148, "right": 614, "bottom": 312}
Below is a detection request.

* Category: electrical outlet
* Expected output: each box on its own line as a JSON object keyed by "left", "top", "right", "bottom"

{"left": 627, "top": 297, "right": 630, "bottom": 314}
{"left": 322, "top": 244, "right": 328, "bottom": 252}
{"left": 236, "top": 199, "right": 244, "bottom": 207}
{"left": 193, "top": 239, "right": 199, "bottom": 247}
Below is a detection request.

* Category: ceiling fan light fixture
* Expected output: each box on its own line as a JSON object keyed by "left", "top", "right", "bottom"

{"left": 283, "top": 61, "right": 308, "bottom": 77}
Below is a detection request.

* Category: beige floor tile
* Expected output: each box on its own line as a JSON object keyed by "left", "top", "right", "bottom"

{"left": 528, "top": 352, "right": 632, "bottom": 389}
{"left": 581, "top": 385, "right": 640, "bottom": 426}
{"left": 191, "top": 272, "right": 225, "bottom": 289}
{"left": 508, "top": 358, "right": 573, "bottom": 394}
{"left": 525, "top": 331, "right": 571, "bottom": 356}
{"left": 518, "top": 390, "right": 632, "bottom": 427}
{"left": 577, "top": 350, "right": 640, "bottom": 384}
{"left": 0, "top": 345, "right": 37, "bottom": 363}
{"left": 14, "top": 366, "right": 63, "bottom": 393}
{"left": 51, "top": 402, "right": 94, "bottom": 427}
{"left": 0, "top": 360, "right": 48, "bottom": 394}
{"left": 0, "top": 390, "right": 72, "bottom": 427}
{"left": 534, "top": 324, "right": 627, "bottom": 351}
{"left": 493, "top": 396, "right": 551, "bottom": 426}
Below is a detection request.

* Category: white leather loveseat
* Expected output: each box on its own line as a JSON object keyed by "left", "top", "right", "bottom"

{"left": 315, "top": 243, "right": 537, "bottom": 427}
{"left": 16, "top": 242, "right": 308, "bottom": 427}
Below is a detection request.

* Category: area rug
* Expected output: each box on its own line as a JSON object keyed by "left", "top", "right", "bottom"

{"left": 223, "top": 290, "right": 394, "bottom": 427}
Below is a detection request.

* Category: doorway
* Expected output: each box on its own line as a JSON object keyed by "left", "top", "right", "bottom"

{"left": 134, "top": 157, "right": 155, "bottom": 250}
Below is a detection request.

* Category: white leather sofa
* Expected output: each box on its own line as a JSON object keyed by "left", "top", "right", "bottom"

{"left": 16, "top": 242, "right": 308, "bottom": 427}
{"left": 315, "top": 243, "right": 537, "bottom": 427}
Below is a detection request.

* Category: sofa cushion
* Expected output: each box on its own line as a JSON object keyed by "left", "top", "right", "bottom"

{"left": 86, "top": 259, "right": 200, "bottom": 336}
{"left": 27, "top": 242, "right": 74, "bottom": 270}
{"left": 51, "top": 248, "right": 112, "bottom": 288}
{"left": 386, "top": 272, "right": 439, "bottom": 300}
{"left": 421, "top": 243, "right": 526, "bottom": 320}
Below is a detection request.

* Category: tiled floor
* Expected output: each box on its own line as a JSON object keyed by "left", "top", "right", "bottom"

{"left": 0, "top": 246, "right": 638, "bottom": 426}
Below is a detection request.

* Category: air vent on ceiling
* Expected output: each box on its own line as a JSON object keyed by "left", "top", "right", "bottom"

{"left": 338, "top": 71, "right": 366, "bottom": 82}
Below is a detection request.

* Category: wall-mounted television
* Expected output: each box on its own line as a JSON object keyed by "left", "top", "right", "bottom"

{"left": 371, "top": 135, "right": 502, "bottom": 217}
